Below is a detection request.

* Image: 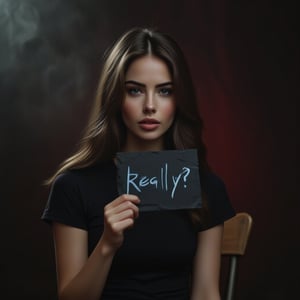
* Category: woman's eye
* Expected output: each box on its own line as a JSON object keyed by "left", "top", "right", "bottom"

{"left": 127, "top": 87, "right": 142, "bottom": 95}
{"left": 159, "top": 88, "right": 173, "bottom": 96}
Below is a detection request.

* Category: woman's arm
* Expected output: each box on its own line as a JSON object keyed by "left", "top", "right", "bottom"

{"left": 52, "top": 194, "right": 140, "bottom": 300}
{"left": 190, "top": 225, "right": 224, "bottom": 300}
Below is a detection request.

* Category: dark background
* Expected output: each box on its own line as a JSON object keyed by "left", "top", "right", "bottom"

{"left": 1, "top": 0, "right": 299, "bottom": 299}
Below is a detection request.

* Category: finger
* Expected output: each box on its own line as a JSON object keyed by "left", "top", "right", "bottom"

{"left": 105, "top": 200, "right": 139, "bottom": 219}
{"left": 106, "top": 194, "right": 140, "bottom": 209}
{"left": 107, "top": 209, "right": 136, "bottom": 225}
{"left": 110, "top": 218, "right": 135, "bottom": 233}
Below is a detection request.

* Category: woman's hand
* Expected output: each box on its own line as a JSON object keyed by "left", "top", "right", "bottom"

{"left": 101, "top": 194, "right": 140, "bottom": 254}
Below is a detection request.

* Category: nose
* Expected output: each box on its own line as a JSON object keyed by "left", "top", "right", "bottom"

{"left": 143, "top": 92, "right": 156, "bottom": 114}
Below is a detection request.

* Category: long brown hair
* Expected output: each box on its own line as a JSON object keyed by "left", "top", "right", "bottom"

{"left": 47, "top": 28, "right": 209, "bottom": 200}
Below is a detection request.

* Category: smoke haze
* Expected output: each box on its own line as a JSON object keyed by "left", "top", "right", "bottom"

{"left": 0, "top": 0, "right": 97, "bottom": 119}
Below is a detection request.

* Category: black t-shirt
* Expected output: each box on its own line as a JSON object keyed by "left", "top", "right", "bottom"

{"left": 41, "top": 161, "right": 235, "bottom": 299}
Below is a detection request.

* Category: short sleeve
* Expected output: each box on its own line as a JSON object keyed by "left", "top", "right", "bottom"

{"left": 198, "top": 172, "right": 236, "bottom": 231}
{"left": 41, "top": 172, "right": 88, "bottom": 230}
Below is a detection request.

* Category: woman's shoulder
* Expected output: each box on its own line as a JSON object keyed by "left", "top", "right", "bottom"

{"left": 53, "top": 160, "right": 116, "bottom": 186}
{"left": 199, "top": 169, "right": 236, "bottom": 230}
{"left": 201, "top": 170, "right": 227, "bottom": 192}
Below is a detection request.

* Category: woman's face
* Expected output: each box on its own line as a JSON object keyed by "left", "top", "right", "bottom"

{"left": 122, "top": 55, "right": 176, "bottom": 151}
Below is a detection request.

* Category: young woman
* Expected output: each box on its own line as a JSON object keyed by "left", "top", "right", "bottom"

{"left": 42, "top": 27, "right": 235, "bottom": 300}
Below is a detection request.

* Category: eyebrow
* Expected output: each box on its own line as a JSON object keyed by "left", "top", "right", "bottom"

{"left": 124, "top": 80, "right": 173, "bottom": 88}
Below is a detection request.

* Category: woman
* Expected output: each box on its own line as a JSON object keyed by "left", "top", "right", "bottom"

{"left": 42, "top": 27, "right": 235, "bottom": 300}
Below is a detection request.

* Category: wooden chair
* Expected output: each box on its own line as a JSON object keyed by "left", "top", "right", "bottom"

{"left": 221, "top": 212, "right": 253, "bottom": 300}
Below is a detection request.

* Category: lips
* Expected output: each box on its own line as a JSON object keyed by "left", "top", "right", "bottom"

{"left": 139, "top": 118, "right": 160, "bottom": 124}
{"left": 138, "top": 118, "right": 160, "bottom": 130}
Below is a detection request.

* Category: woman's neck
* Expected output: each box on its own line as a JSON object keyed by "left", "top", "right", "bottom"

{"left": 122, "top": 139, "right": 164, "bottom": 152}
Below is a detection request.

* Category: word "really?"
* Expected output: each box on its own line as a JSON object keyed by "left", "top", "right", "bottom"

{"left": 126, "top": 164, "right": 191, "bottom": 199}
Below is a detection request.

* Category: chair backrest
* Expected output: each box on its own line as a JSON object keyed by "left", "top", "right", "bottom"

{"left": 221, "top": 212, "right": 253, "bottom": 300}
